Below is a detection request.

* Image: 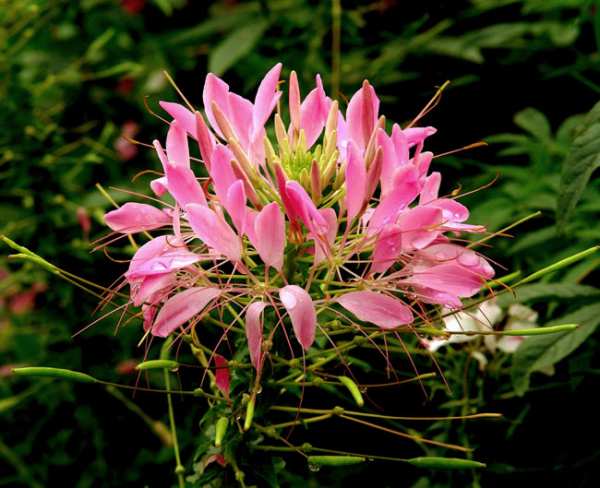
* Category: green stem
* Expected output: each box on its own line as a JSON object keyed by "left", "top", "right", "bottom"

{"left": 161, "top": 340, "right": 185, "bottom": 488}
{"left": 254, "top": 443, "right": 412, "bottom": 463}
{"left": 270, "top": 405, "right": 501, "bottom": 422}
{"left": 467, "top": 210, "right": 542, "bottom": 249}
{"left": 0, "top": 436, "right": 43, "bottom": 488}
{"left": 268, "top": 413, "right": 333, "bottom": 429}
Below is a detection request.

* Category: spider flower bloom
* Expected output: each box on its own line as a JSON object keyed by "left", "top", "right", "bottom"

{"left": 104, "top": 64, "right": 494, "bottom": 368}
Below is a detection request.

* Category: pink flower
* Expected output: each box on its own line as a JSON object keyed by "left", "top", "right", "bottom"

{"left": 76, "top": 206, "right": 91, "bottom": 240}
{"left": 115, "top": 121, "right": 139, "bottom": 160}
{"left": 102, "top": 63, "right": 494, "bottom": 376}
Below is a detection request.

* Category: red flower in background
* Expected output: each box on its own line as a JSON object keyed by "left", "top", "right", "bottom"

{"left": 121, "top": 0, "right": 145, "bottom": 15}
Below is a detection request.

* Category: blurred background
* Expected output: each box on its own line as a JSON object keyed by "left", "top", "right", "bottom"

{"left": 1, "top": 0, "right": 599, "bottom": 486}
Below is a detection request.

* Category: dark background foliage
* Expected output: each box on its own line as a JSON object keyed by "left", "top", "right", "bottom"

{"left": 1, "top": 0, "right": 599, "bottom": 486}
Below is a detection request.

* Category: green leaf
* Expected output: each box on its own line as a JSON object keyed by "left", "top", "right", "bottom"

{"left": 513, "top": 108, "right": 552, "bottom": 142}
{"left": 511, "top": 303, "right": 600, "bottom": 395}
{"left": 497, "top": 283, "right": 600, "bottom": 307}
{"left": 0, "top": 392, "right": 31, "bottom": 413}
{"left": 557, "top": 101, "right": 600, "bottom": 230}
{"left": 84, "top": 28, "right": 115, "bottom": 63}
{"left": 208, "top": 19, "right": 270, "bottom": 76}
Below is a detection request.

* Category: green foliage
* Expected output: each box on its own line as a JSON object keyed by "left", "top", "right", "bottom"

{"left": 512, "top": 303, "right": 600, "bottom": 395}
{"left": 557, "top": 101, "right": 600, "bottom": 230}
{"left": 209, "top": 20, "right": 271, "bottom": 76}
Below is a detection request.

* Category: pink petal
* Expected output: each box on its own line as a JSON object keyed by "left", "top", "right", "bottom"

{"left": 368, "top": 166, "right": 420, "bottom": 236}
{"left": 214, "top": 354, "right": 230, "bottom": 400}
{"left": 412, "top": 285, "right": 463, "bottom": 309}
{"left": 279, "top": 285, "right": 316, "bottom": 350}
{"left": 226, "top": 180, "right": 247, "bottom": 235}
{"left": 371, "top": 225, "right": 402, "bottom": 274}
{"left": 253, "top": 202, "right": 285, "bottom": 271}
{"left": 186, "top": 203, "right": 241, "bottom": 261}
{"left": 228, "top": 92, "right": 253, "bottom": 148}
{"left": 133, "top": 272, "right": 174, "bottom": 307}
{"left": 377, "top": 129, "right": 399, "bottom": 198}
{"left": 414, "top": 150, "right": 433, "bottom": 177}
{"left": 209, "top": 145, "right": 237, "bottom": 204}
{"left": 346, "top": 80, "right": 379, "bottom": 150}
{"left": 203, "top": 73, "right": 231, "bottom": 138}
{"left": 410, "top": 263, "right": 485, "bottom": 297}
{"left": 105, "top": 203, "right": 170, "bottom": 234}
{"left": 344, "top": 142, "right": 367, "bottom": 221}
{"left": 150, "top": 176, "right": 169, "bottom": 196}
{"left": 336, "top": 111, "right": 348, "bottom": 160}
{"left": 153, "top": 139, "right": 169, "bottom": 170}
{"left": 419, "top": 172, "right": 441, "bottom": 204}
{"left": 195, "top": 111, "right": 216, "bottom": 169}
{"left": 396, "top": 206, "right": 443, "bottom": 250}
{"left": 142, "top": 303, "right": 158, "bottom": 332}
{"left": 126, "top": 236, "right": 200, "bottom": 280}
{"left": 244, "top": 209, "right": 258, "bottom": 248}
{"left": 165, "top": 164, "right": 207, "bottom": 207}
{"left": 403, "top": 126, "right": 437, "bottom": 147}
{"left": 391, "top": 124, "right": 409, "bottom": 164}
{"left": 419, "top": 244, "right": 495, "bottom": 279}
{"left": 151, "top": 287, "right": 220, "bottom": 337}
{"left": 300, "top": 74, "right": 330, "bottom": 148}
{"left": 336, "top": 291, "right": 413, "bottom": 329}
{"left": 166, "top": 120, "right": 190, "bottom": 168}
{"left": 246, "top": 301, "right": 268, "bottom": 369}
{"left": 434, "top": 198, "right": 470, "bottom": 224}
{"left": 285, "top": 181, "right": 327, "bottom": 235}
{"left": 253, "top": 63, "right": 282, "bottom": 137}
{"left": 159, "top": 102, "right": 197, "bottom": 140}
{"left": 312, "top": 208, "right": 338, "bottom": 265}
{"left": 275, "top": 165, "right": 298, "bottom": 224}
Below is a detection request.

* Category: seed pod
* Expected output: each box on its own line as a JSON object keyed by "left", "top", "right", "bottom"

{"left": 500, "top": 324, "right": 578, "bottom": 336}
{"left": 12, "top": 367, "right": 98, "bottom": 384}
{"left": 337, "top": 376, "right": 364, "bottom": 407}
{"left": 135, "top": 360, "right": 179, "bottom": 371}
{"left": 215, "top": 417, "right": 228, "bottom": 447}
{"left": 518, "top": 246, "right": 598, "bottom": 285}
{"left": 244, "top": 396, "right": 255, "bottom": 431}
{"left": 308, "top": 455, "right": 365, "bottom": 466}
{"left": 407, "top": 457, "right": 486, "bottom": 470}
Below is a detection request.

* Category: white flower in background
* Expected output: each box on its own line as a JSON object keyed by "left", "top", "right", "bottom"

{"left": 425, "top": 300, "right": 504, "bottom": 353}
{"left": 492, "top": 304, "right": 539, "bottom": 354}
{"left": 423, "top": 301, "right": 541, "bottom": 370}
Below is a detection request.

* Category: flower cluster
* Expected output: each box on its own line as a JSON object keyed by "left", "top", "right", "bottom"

{"left": 104, "top": 63, "right": 494, "bottom": 372}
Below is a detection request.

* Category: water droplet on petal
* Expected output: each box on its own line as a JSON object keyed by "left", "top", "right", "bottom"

{"left": 280, "top": 290, "right": 297, "bottom": 310}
